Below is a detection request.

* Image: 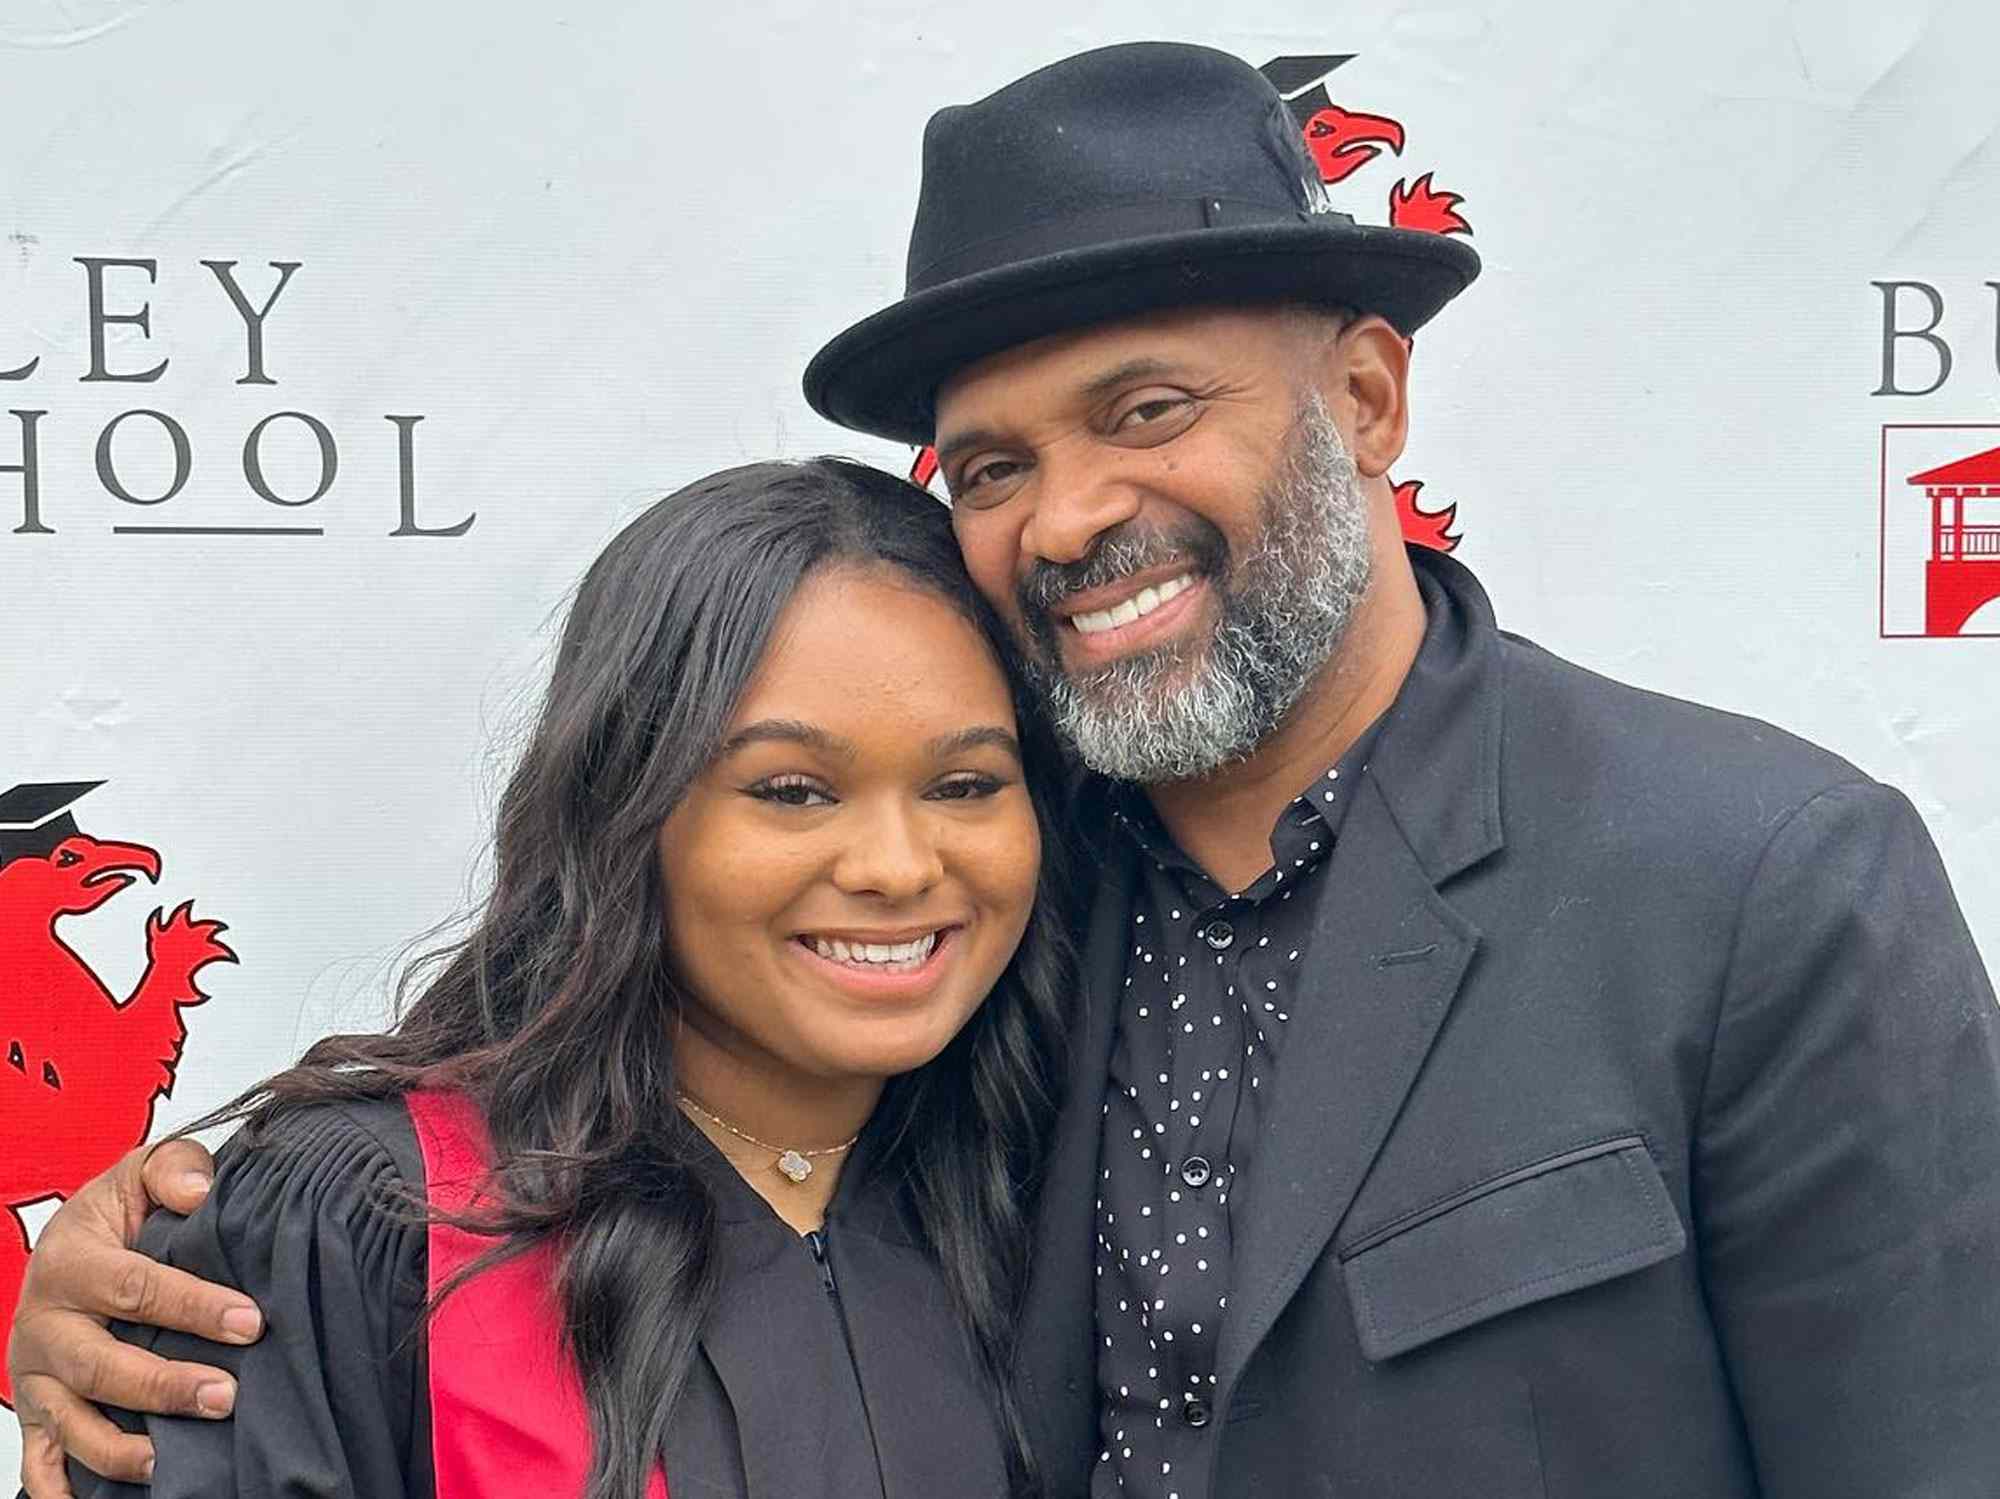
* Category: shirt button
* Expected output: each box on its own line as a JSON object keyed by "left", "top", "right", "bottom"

{"left": 1201, "top": 920, "right": 1235, "bottom": 950}
{"left": 1180, "top": 1155, "right": 1213, "bottom": 1188}
{"left": 1183, "top": 1396, "right": 1211, "bottom": 1428}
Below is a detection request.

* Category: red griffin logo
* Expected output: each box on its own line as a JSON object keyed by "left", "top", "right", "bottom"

{"left": 1272, "top": 52, "right": 1472, "bottom": 551}
{"left": 0, "top": 781, "right": 235, "bottom": 1408}
{"left": 911, "top": 52, "right": 1475, "bottom": 551}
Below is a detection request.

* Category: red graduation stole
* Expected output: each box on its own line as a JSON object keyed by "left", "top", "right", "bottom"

{"left": 407, "top": 1089, "right": 670, "bottom": 1499}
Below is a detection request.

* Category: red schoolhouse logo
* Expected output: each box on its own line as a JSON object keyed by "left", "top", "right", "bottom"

{"left": 1880, "top": 426, "right": 2000, "bottom": 638}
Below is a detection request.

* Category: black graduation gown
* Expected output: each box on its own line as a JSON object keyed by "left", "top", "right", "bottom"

{"left": 66, "top": 1098, "right": 1012, "bottom": 1498}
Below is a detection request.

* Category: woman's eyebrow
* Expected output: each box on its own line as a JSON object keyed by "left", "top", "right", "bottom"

{"left": 717, "top": 719, "right": 856, "bottom": 760}
{"left": 718, "top": 720, "right": 1020, "bottom": 763}
{"left": 927, "top": 725, "right": 1022, "bottom": 761}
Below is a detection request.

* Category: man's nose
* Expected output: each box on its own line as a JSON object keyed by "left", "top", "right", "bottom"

{"left": 1021, "top": 460, "right": 1141, "bottom": 566}
{"left": 831, "top": 800, "right": 945, "bottom": 900}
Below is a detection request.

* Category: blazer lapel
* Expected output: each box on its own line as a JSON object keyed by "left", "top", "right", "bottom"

{"left": 1017, "top": 827, "right": 1135, "bottom": 1482}
{"left": 1215, "top": 545, "right": 1507, "bottom": 1389}
{"left": 1215, "top": 780, "right": 1478, "bottom": 1386}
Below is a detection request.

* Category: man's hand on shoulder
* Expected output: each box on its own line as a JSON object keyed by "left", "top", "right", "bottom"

{"left": 9, "top": 1140, "right": 261, "bottom": 1499}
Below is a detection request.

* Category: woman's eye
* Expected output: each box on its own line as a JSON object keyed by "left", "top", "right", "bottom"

{"left": 930, "top": 774, "right": 1007, "bottom": 801}
{"left": 748, "top": 777, "right": 834, "bottom": 808}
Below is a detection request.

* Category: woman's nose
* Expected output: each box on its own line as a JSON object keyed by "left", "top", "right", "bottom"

{"left": 831, "top": 801, "right": 946, "bottom": 899}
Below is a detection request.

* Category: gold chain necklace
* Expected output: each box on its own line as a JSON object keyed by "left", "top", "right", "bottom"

{"left": 677, "top": 1094, "right": 860, "bottom": 1184}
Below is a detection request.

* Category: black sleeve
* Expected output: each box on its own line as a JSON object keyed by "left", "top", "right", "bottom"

{"left": 67, "top": 1099, "right": 431, "bottom": 1499}
{"left": 1696, "top": 782, "right": 2000, "bottom": 1498}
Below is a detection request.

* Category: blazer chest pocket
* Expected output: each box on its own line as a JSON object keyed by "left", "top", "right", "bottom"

{"left": 1338, "top": 1135, "right": 1686, "bottom": 1362}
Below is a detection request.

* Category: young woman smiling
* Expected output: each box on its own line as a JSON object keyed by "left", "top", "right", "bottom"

{"left": 68, "top": 459, "right": 1074, "bottom": 1499}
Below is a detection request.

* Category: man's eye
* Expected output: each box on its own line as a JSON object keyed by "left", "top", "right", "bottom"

{"left": 959, "top": 458, "right": 1023, "bottom": 494}
{"left": 747, "top": 777, "right": 834, "bottom": 808}
{"left": 1114, "top": 396, "right": 1193, "bottom": 431}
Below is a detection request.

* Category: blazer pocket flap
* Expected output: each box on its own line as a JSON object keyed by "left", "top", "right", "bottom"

{"left": 1340, "top": 1137, "right": 1686, "bottom": 1362}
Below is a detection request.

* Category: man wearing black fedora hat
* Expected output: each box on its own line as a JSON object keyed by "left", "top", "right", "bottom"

{"left": 804, "top": 39, "right": 2000, "bottom": 1499}
{"left": 13, "top": 39, "right": 2000, "bottom": 1499}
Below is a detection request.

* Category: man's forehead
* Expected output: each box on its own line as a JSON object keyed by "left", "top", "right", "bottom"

{"left": 934, "top": 304, "right": 1294, "bottom": 434}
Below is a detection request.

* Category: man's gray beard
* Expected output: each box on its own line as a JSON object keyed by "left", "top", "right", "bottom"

{"left": 1031, "top": 392, "right": 1373, "bottom": 784}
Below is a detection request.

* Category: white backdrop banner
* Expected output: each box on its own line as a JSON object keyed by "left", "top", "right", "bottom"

{"left": 4, "top": 0, "right": 1998, "bottom": 1463}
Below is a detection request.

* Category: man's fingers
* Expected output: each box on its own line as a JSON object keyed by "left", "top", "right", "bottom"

{"left": 31, "top": 1235, "right": 260, "bottom": 1344}
{"left": 109, "top": 1251, "right": 261, "bottom": 1344}
{"left": 138, "top": 1137, "right": 218, "bottom": 1217}
{"left": 28, "top": 1312, "right": 237, "bottom": 1419}
{"left": 18, "top": 1417, "right": 79, "bottom": 1499}
{"left": 17, "top": 1376, "right": 156, "bottom": 1487}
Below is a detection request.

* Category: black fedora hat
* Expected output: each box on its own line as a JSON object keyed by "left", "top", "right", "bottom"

{"left": 803, "top": 41, "right": 1481, "bottom": 447}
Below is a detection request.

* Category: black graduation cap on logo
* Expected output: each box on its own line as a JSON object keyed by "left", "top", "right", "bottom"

{"left": 1259, "top": 53, "right": 1356, "bottom": 129}
{"left": 0, "top": 781, "right": 103, "bottom": 866}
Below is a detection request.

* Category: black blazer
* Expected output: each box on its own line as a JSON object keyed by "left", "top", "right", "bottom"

{"left": 1018, "top": 548, "right": 2000, "bottom": 1499}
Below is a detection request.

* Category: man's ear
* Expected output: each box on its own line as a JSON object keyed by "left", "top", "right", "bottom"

{"left": 1333, "top": 316, "right": 1411, "bottom": 479}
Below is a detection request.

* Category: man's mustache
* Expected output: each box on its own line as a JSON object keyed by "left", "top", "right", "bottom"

{"left": 1018, "top": 516, "right": 1229, "bottom": 618}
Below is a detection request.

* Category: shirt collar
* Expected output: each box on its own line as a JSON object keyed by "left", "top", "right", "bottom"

{"left": 1108, "top": 713, "right": 1386, "bottom": 900}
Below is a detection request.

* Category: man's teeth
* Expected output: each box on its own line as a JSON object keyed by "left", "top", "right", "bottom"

{"left": 808, "top": 932, "right": 941, "bottom": 970}
{"left": 1069, "top": 573, "right": 1194, "bottom": 636}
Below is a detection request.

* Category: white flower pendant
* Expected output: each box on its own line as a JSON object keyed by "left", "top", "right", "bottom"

{"left": 776, "top": 1150, "right": 813, "bottom": 1183}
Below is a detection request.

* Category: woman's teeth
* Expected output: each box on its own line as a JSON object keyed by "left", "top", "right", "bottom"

{"left": 808, "top": 932, "right": 940, "bottom": 970}
{"left": 1069, "top": 573, "right": 1194, "bottom": 636}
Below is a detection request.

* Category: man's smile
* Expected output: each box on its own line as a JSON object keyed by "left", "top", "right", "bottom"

{"left": 1051, "top": 571, "right": 1211, "bottom": 669}
{"left": 1063, "top": 571, "right": 1197, "bottom": 636}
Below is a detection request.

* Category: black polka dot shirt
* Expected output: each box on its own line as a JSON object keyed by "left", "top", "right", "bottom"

{"left": 1090, "top": 725, "right": 1381, "bottom": 1499}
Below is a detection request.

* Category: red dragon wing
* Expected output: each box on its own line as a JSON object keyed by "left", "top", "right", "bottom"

{"left": 1394, "top": 477, "right": 1460, "bottom": 552}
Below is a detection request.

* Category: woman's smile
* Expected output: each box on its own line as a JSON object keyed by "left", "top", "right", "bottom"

{"left": 790, "top": 923, "right": 962, "bottom": 997}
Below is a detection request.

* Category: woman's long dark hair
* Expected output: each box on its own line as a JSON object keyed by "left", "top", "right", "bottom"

{"left": 200, "top": 458, "right": 1074, "bottom": 1498}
